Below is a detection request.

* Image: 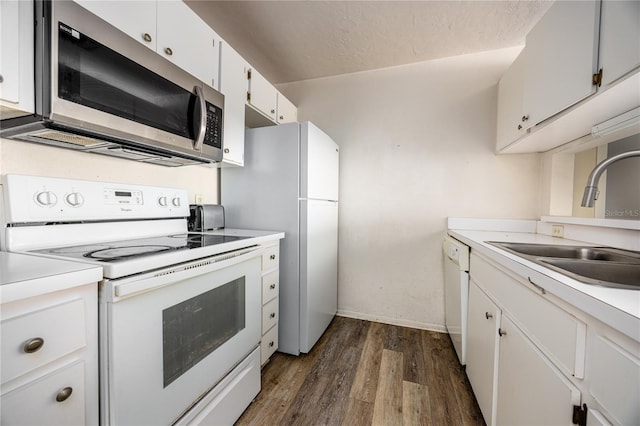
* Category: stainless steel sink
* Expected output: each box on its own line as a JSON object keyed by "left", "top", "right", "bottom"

{"left": 487, "top": 241, "right": 640, "bottom": 290}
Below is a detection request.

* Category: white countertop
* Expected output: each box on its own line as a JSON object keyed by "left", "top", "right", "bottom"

{"left": 0, "top": 251, "right": 103, "bottom": 304}
{"left": 449, "top": 229, "right": 640, "bottom": 342}
{"left": 198, "top": 228, "right": 285, "bottom": 244}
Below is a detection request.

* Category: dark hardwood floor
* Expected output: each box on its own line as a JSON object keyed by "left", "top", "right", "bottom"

{"left": 236, "top": 316, "right": 485, "bottom": 425}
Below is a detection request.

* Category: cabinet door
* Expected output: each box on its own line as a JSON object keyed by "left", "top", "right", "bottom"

{"left": 247, "top": 67, "right": 278, "bottom": 122}
{"left": 496, "top": 51, "right": 527, "bottom": 151}
{"left": 523, "top": 0, "right": 599, "bottom": 128}
{"left": 598, "top": 0, "right": 640, "bottom": 87}
{"left": 156, "top": 1, "right": 220, "bottom": 89}
{"left": 466, "top": 280, "right": 500, "bottom": 426}
{"left": 0, "top": 0, "right": 34, "bottom": 116}
{"left": 496, "top": 315, "right": 582, "bottom": 425}
{"left": 276, "top": 92, "right": 298, "bottom": 124}
{"left": 73, "top": 0, "right": 157, "bottom": 50}
{"left": 219, "top": 42, "right": 247, "bottom": 166}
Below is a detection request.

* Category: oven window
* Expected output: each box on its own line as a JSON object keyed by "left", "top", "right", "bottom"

{"left": 162, "top": 277, "right": 245, "bottom": 387}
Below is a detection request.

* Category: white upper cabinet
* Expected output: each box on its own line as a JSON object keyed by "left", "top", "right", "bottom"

{"left": 522, "top": 0, "right": 600, "bottom": 129}
{"left": 496, "top": 51, "right": 527, "bottom": 151}
{"left": 0, "top": 0, "right": 34, "bottom": 118}
{"left": 74, "top": 1, "right": 220, "bottom": 90}
{"left": 276, "top": 92, "right": 298, "bottom": 124}
{"left": 73, "top": 1, "right": 157, "bottom": 50}
{"left": 598, "top": 0, "right": 640, "bottom": 87}
{"left": 156, "top": 1, "right": 220, "bottom": 90}
{"left": 218, "top": 42, "right": 247, "bottom": 166}
{"left": 246, "top": 67, "right": 278, "bottom": 124}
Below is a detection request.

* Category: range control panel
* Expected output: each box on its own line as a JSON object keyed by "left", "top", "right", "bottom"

{"left": 2, "top": 174, "right": 189, "bottom": 223}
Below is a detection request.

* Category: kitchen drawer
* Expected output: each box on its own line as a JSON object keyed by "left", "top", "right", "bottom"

{"left": 1, "top": 298, "right": 86, "bottom": 384}
{"left": 470, "top": 253, "right": 586, "bottom": 378}
{"left": 261, "top": 244, "right": 279, "bottom": 271}
{"left": 1, "top": 360, "right": 86, "bottom": 425}
{"left": 262, "top": 270, "right": 279, "bottom": 304}
{"left": 261, "top": 324, "right": 278, "bottom": 365}
{"left": 262, "top": 298, "right": 278, "bottom": 334}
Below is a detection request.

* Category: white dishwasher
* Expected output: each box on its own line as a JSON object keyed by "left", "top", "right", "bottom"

{"left": 443, "top": 235, "right": 470, "bottom": 365}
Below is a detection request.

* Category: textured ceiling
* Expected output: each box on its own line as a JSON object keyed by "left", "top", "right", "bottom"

{"left": 186, "top": 1, "right": 554, "bottom": 84}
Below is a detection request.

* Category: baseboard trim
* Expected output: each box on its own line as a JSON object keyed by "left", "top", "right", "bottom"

{"left": 336, "top": 309, "right": 447, "bottom": 333}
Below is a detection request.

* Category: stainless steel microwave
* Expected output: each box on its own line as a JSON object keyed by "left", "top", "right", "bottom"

{"left": 0, "top": 1, "right": 224, "bottom": 166}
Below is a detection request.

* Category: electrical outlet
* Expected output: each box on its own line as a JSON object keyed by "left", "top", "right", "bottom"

{"left": 551, "top": 225, "right": 564, "bottom": 238}
{"left": 195, "top": 194, "right": 204, "bottom": 204}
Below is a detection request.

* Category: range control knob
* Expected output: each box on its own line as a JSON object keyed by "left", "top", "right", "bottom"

{"left": 35, "top": 191, "right": 58, "bottom": 207}
{"left": 172, "top": 197, "right": 181, "bottom": 207}
{"left": 65, "top": 192, "right": 84, "bottom": 207}
{"left": 158, "top": 196, "right": 168, "bottom": 207}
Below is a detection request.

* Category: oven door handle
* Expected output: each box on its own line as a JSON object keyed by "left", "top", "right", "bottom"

{"left": 111, "top": 246, "right": 262, "bottom": 300}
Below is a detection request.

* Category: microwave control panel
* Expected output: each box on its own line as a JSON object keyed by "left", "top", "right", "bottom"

{"left": 203, "top": 103, "right": 223, "bottom": 149}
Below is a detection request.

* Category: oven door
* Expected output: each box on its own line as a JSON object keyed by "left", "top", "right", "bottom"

{"left": 100, "top": 248, "right": 262, "bottom": 425}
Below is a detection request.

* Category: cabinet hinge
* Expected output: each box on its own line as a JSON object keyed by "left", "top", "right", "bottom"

{"left": 247, "top": 69, "right": 252, "bottom": 80}
{"left": 247, "top": 91, "right": 251, "bottom": 102}
{"left": 572, "top": 403, "right": 587, "bottom": 426}
{"left": 592, "top": 69, "right": 603, "bottom": 87}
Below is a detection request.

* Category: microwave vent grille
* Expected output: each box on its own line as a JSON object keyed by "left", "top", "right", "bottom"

{"left": 28, "top": 130, "right": 107, "bottom": 148}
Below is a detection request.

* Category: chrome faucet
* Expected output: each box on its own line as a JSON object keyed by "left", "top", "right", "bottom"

{"left": 581, "top": 149, "right": 640, "bottom": 207}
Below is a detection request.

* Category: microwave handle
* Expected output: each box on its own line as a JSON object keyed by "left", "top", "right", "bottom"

{"left": 194, "top": 85, "right": 207, "bottom": 151}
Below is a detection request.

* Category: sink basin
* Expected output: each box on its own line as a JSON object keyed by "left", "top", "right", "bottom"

{"left": 487, "top": 241, "right": 640, "bottom": 290}
{"left": 489, "top": 242, "right": 640, "bottom": 263}
{"left": 540, "top": 259, "right": 640, "bottom": 290}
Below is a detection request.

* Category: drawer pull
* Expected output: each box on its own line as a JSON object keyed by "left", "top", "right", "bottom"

{"left": 498, "top": 328, "right": 507, "bottom": 337}
{"left": 56, "top": 387, "right": 73, "bottom": 402}
{"left": 527, "top": 277, "right": 546, "bottom": 294}
{"left": 485, "top": 312, "right": 493, "bottom": 320}
{"left": 270, "top": 312, "right": 276, "bottom": 319}
{"left": 23, "top": 337, "right": 44, "bottom": 354}
{"left": 270, "top": 254, "right": 276, "bottom": 260}
{"left": 269, "top": 283, "right": 276, "bottom": 290}
{"left": 269, "top": 341, "right": 274, "bottom": 347}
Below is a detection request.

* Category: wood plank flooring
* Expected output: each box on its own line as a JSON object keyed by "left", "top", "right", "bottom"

{"left": 236, "top": 316, "right": 485, "bottom": 426}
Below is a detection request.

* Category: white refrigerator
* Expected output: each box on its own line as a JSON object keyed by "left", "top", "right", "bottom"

{"left": 222, "top": 121, "right": 339, "bottom": 355}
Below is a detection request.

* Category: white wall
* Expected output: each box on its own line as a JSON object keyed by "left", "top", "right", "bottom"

{"left": 0, "top": 139, "right": 219, "bottom": 204}
{"left": 278, "top": 47, "right": 541, "bottom": 331}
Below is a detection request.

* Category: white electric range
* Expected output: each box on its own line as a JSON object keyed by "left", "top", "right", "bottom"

{"left": 1, "top": 174, "right": 264, "bottom": 425}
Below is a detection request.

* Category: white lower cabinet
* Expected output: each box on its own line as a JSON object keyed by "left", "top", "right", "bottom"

{"left": 466, "top": 280, "right": 500, "bottom": 425}
{"left": 467, "top": 251, "right": 639, "bottom": 426}
{"left": 495, "top": 315, "right": 582, "bottom": 425}
{"left": 260, "top": 242, "right": 280, "bottom": 365}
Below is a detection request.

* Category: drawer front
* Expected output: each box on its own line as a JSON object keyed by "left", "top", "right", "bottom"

{"left": 1, "top": 298, "right": 86, "bottom": 384}
{"left": 262, "top": 270, "right": 279, "bottom": 304}
{"left": 262, "top": 244, "right": 279, "bottom": 271}
{"left": 262, "top": 298, "right": 278, "bottom": 334}
{"left": 470, "top": 253, "right": 585, "bottom": 378}
{"left": 261, "top": 325, "right": 278, "bottom": 365}
{"left": 1, "top": 361, "right": 86, "bottom": 425}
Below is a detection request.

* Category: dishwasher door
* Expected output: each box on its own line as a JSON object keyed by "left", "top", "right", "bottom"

{"left": 443, "top": 235, "right": 470, "bottom": 365}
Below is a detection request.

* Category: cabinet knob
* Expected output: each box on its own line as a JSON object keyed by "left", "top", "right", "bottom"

{"left": 270, "top": 254, "right": 276, "bottom": 260}
{"left": 485, "top": 312, "right": 493, "bottom": 320}
{"left": 521, "top": 115, "right": 529, "bottom": 122}
{"left": 269, "top": 283, "right": 276, "bottom": 290}
{"left": 0, "top": 74, "right": 4, "bottom": 83}
{"left": 517, "top": 124, "right": 523, "bottom": 130}
{"left": 164, "top": 47, "right": 173, "bottom": 56}
{"left": 269, "top": 341, "right": 275, "bottom": 347}
{"left": 142, "top": 33, "right": 152, "bottom": 43}
{"left": 498, "top": 328, "right": 507, "bottom": 337}
{"left": 270, "top": 109, "right": 275, "bottom": 114}
{"left": 270, "top": 312, "right": 276, "bottom": 319}
{"left": 56, "top": 387, "right": 73, "bottom": 402}
{"left": 23, "top": 337, "right": 45, "bottom": 353}
{"left": 223, "top": 148, "right": 230, "bottom": 154}
{"left": 279, "top": 115, "right": 284, "bottom": 120}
